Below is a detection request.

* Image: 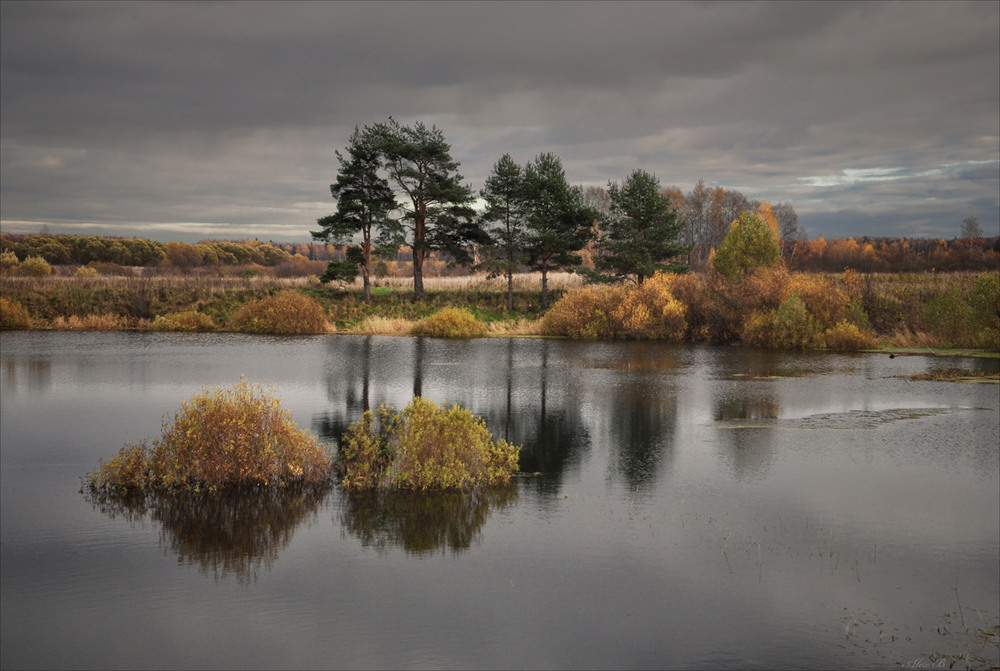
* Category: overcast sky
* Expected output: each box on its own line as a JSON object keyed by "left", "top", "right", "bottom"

{"left": 2, "top": 1, "right": 998, "bottom": 243}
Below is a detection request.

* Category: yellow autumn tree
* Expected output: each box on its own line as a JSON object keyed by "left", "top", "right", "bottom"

{"left": 711, "top": 209, "right": 782, "bottom": 280}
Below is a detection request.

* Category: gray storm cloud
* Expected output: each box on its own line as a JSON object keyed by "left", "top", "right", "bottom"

{"left": 1, "top": 1, "right": 997, "bottom": 241}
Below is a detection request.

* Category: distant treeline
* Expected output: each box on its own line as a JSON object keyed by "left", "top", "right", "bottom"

{"left": 781, "top": 235, "right": 998, "bottom": 273}
{"left": 1, "top": 232, "right": 997, "bottom": 274}
{"left": 0, "top": 234, "right": 345, "bottom": 268}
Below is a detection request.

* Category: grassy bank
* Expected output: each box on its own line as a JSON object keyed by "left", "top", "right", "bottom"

{"left": 2, "top": 269, "right": 998, "bottom": 353}
{"left": 0, "top": 273, "right": 568, "bottom": 336}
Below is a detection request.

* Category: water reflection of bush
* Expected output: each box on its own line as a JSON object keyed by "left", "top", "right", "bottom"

{"left": 339, "top": 488, "right": 518, "bottom": 556}
{"left": 713, "top": 394, "right": 780, "bottom": 480}
{"left": 85, "top": 484, "right": 330, "bottom": 582}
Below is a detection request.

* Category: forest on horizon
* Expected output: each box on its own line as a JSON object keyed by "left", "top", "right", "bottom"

{"left": 2, "top": 230, "right": 997, "bottom": 277}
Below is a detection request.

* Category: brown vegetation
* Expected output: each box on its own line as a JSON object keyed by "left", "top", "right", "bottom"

{"left": 86, "top": 379, "right": 331, "bottom": 492}
{"left": 150, "top": 311, "right": 216, "bottom": 332}
{"left": 228, "top": 291, "right": 329, "bottom": 334}
{"left": 413, "top": 307, "right": 488, "bottom": 338}
{"left": 337, "top": 397, "right": 520, "bottom": 492}
{"left": 1, "top": 263, "right": 996, "bottom": 352}
{"left": 0, "top": 296, "right": 31, "bottom": 329}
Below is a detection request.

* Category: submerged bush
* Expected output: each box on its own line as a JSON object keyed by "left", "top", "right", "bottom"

{"left": 0, "top": 297, "right": 32, "bottom": 329}
{"left": 337, "top": 397, "right": 520, "bottom": 492}
{"left": 87, "top": 379, "right": 331, "bottom": 492}
{"left": 151, "top": 310, "right": 215, "bottom": 332}
{"left": 414, "top": 307, "right": 487, "bottom": 338}
{"left": 228, "top": 290, "right": 328, "bottom": 334}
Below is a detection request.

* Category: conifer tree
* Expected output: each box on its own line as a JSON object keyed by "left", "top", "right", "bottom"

{"left": 520, "top": 153, "right": 593, "bottom": 308}
{"left": 586, "top": 169, "right": 689, "bottom": 285}
{"left": 373, "top": 118, "right": 485, "bottom": 300}
{"left": 480, "top": 153, "right": 527, "bottom": 311}
{"left": 312, "top": 126, "right": 399, "bottom": 301}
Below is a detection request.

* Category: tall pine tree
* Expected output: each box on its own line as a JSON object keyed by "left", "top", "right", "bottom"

{"left": 373, "top": 118, "right": 484, "bottom": 300}
{"left": 587, "top": 169, "right": 690, "bottom": 285}
{"left": 520, "top": 153, "right": 593, "bottom": 309}
{"left": 312, "top": 126, "right": 400, "bottom": 301}
{"left": 480, "top": 153, "right": 527, "bottom": 312}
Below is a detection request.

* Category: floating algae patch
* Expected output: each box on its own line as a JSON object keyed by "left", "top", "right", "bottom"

{"left": 908, "top": 370, "right": 1000, "bottom": 384}
{"left": 716, "top": 407, "right": 961, "bottom": 430}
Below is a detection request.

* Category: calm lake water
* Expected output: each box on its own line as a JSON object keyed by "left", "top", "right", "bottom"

{"left": 1, "top": 331, "right": 998, "bottom": 670}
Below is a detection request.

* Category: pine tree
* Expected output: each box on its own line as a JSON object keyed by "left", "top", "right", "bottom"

{"left": 520, "top": 153, "right": 593, "bottom": 309}
{"left": 312, "top": 126, "right": 400, "bottom": 301}
{"left": 480, "top": 154, "right": 527, "bottom": 311}
{"left": 588, "top": 169, "right": 689, "bottom": 284}
{"left": 374, "top": 118, "right": 485, "bottom": 300}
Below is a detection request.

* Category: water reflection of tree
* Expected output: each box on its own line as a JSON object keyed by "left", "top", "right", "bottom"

{"left": 316, "top": 337, "right": 592, "bottom": 496}
{"left": 0, "top": 357, "right": 53, "bottom": 393}
{"left": 315, "top": 335, "right": 383, "bottom": 448}
{"left": 713, "top": 391, "right": 780, "bottom": 480}
{"left": 608, "top": 381, "right": 677, "bottom": 490}
{"left": 493, "top": 339, "right": 590, "bottom": 495}
{"left": 339, "top": 488, "right": 518, "bottom": 556}
{"left": 84, "top": 485, "right": 331, "bottom": 583}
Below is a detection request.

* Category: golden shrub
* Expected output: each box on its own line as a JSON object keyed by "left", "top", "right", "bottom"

{"left": 87, "top": 379, "right": 331, "bottom": 492}
{"left": 544, "top": 275, "right": 688, "bottom": 341}
{"left": 613, "top": 273, "right": 688, "bottom": 340}
{"left": 0, "top": 297, "right": 31, "bottom": 329}
{"left": 786, "top": 272, "right": 850, "bottom": 328}
{"left": 739, "top": 309, "right": 776, "bottom": 348}
{"left": 542, "top": 286, "right": 623, "bottom": 339}
{"left": 151, "top": 311, "right": 215, "bottom": 332}
{"left": 18, "top": 255, "right": 52, "bottom": 277}
{"left": 414, "top": 307, "right": 487, "bottom": 338}
{"left": 823, "top": 321, "right": 874, "bottom": 350}
{"left": 75, "top": 266, "right": 99, "bottom": 278}
{"left": 229, "top": 291, "right": 328, "bottom": 334}
{"left": 338, "top": 397, "right": 519, "bottom": 492}
{"left": 0, "top": 249, "right": 19, "bottom": 275}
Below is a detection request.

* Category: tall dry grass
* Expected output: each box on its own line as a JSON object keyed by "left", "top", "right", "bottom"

{"left": 346, "top": 316, "right": 416, "bottom": 335}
